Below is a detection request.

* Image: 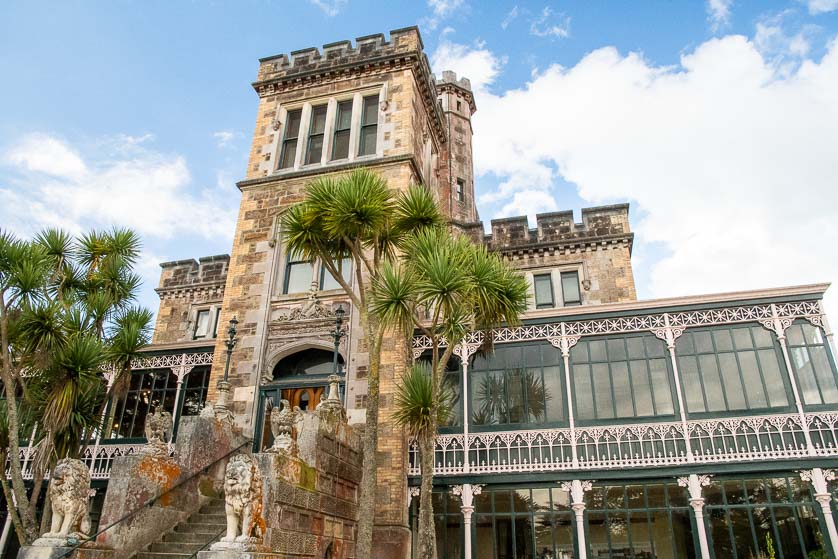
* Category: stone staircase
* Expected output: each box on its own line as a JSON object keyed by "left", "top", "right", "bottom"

{"left": 135, "top": 498, "right": 226, "bottom": 559}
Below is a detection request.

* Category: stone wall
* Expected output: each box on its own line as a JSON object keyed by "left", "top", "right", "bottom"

{"left": 153, "top": 255, "right": 229, "bottom": 344}
{"left": 93, "top": 417, "right": 246, "bottom": 559}
{"left": 252, "top": 413, "right": 362, "bottom": 558}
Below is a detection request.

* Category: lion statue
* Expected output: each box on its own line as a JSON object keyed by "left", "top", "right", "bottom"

{"left": 44, "top": 458, "right": 91, "bottom": 539}
{"left": 218, "top": 454, "right": 265, "bottom": 545}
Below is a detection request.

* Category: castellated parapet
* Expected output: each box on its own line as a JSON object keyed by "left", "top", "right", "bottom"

{"left": 157, "top": 254, "right": 230, "bottom": 294}
{"left": 486, "top": 204, "right": 633, "bottom": 252}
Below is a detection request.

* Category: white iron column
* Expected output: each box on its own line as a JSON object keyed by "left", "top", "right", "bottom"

{"left": 170, "top": 353, "right": 194, "bottom": 438}
{"left": 652, "top": 314, "right": 693, "bottom": 462}
{"left": 0, "top": 493, "right": 16, "bottom": 554}
{"left": 454, "top": 342, "right": 481, "bottom": 474}
{"left": 800, "top": 468, "right": 838, "bottom": 555}
{"left": 760, "top": 304, "right": 816, "bottom": 455}
{"left": 560, "top": 479, "right": 593, "bottom": 559}
{"left": 89, "top": 370, "right": 117, "bottom": 475}
{"left": 452, "top": 484, "right": 483, "bottom": 559}
{"left": 815, "top": 301, "right": 837, "bottom": 358}
{"left": 550, "top": 323, "right": 581, "bottom": 468}
{"left": 678, "top": 474, "right": 713, "bottom": 559}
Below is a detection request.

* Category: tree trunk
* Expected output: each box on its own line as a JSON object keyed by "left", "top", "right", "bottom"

{"left": 355, "top": 324, "right": 383, "bottom": 559}
{"left": 417, "top": 429, "right": 437, "bottom": 559}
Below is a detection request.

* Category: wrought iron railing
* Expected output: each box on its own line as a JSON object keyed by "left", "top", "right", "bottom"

{"left": 409, "top": 412, "right": 838, "bottom": 476}
{"left": 6, "top": 441, "right": 167, "bottom": 481}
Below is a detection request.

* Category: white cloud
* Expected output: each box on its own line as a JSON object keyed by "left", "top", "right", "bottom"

{"left": 529, "top": 7, "right": 570, "bottom": 39}
{"left": 707, "top": 0, "right": 733, "bottom": 32}
{"left": 431, "top": 39, "right": 505, "bottom": 92}
{"left": 501, "top": 6, "right": 519, "bottom": 30}
{"left": 307, "top": 0, "right": 347, "bottom": 17}
{"left": 753, "top": 12, "right": 821, "bottom": 73}
{"left": 424, "top": 0, "right": 466, "bottom": 31}
{"left": 433, "top": 35, "right": 838, "bottom": 315}
{"left": 805, "top": 0, "right": 838, "bottom": 15}
{"left": 1, "top": 133, "right": 237, "bottom": 241}
{"left": 213, "top": 130, "right": 240, "bottom": 149}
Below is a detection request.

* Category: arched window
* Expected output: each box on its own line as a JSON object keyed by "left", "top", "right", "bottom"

{"left": 272, "top": 348, "right": 344, "bottom": 380}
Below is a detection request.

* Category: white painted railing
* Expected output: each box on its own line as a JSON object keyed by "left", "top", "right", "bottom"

{"left": 7, "top": 442, "right": 155, "bottom": 481}
{"left": 409, "top": 412, "right": 838, "bottom": 476}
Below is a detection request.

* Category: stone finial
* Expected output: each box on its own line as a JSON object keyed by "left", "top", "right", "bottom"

{"left": 33, "top": 458, "right": 91, "bottom": 546}
{"left": 142, "top": 409, "right": 173, "bottom": 458}
{"left": 267, "top": 399, "right": 302, "bottom": 454}
{"left": 211, "top": 454, "right": 266, "bottom": 551}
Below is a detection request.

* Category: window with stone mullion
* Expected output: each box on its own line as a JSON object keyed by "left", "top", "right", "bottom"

{"left": 358, "top": 95, "right": 378, "bottom": 156}
{"left": 279, "top": 108, "right": 302, "bottom": 169}
{"left": 331, "top": 100, "right": 353, "bottom": 160}
{"left": 305, "top": 105, "right": 328, "bottom": 165}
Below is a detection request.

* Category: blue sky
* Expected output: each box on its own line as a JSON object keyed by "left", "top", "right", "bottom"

{"left": 2, "top": 0, "right": 838, "bottom": 316}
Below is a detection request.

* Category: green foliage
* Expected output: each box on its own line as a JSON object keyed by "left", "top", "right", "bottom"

{"left": 392, "top": 363, "right": 453, "bottom": 438}
{"left": 0, "top": 226, "right": 153, "bottom": 541}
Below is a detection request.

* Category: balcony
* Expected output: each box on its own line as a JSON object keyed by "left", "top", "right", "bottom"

{"left": 409, "top": 284, "right": 838, "bottom": 477}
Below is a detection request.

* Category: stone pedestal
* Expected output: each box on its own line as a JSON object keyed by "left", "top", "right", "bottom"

{"left": 17, "top": 542, "right": 115, "bottom": 559}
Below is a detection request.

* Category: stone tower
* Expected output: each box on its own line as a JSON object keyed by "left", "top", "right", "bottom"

{"left": 436, "top": 70, "right": 478, "bottom": 225}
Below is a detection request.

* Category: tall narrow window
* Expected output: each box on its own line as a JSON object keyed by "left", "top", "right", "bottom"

{"left": 456, "top": 178, "right": 465, "bottom": 202}
{"left": 533, "top": 274, "right": 554, "bottom": 309}
{"left": 358, "top": 95, "right": 378, "bottom": 156}
{"left": 212, "top": 308, "right": 221, "bottom": 338}
{"left": 305, "top": 105, "right": 328, "bottom": 165}
{"left": 561, "top": 271, "right": 582, "bottom": 306}
{"left": 194, "top": 310, "right": 211, "bottom": 339}
{"left": 283, "top": 253, "right": 313, "bottom": 294}
{"left": 331, "top": 100, "right": 353, "bottom": 160}
{"left": 786, "top": 322, "right": 838, "bottom": 406}
{"left": 279, "top": 109, "right": 302, "bottom": 169}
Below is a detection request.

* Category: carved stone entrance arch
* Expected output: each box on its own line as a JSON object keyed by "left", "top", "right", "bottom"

{"left": 262, "top": 340, "right": 345, "bottom": 384}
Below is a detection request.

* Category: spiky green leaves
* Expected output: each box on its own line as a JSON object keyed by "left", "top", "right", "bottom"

{"left": 392, "top": 363, "right": 453, "bottom": 438}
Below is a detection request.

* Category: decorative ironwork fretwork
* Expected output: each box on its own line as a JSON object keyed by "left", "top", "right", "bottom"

{"left": 408, "top": 412, "right": 838, "bottom": 477}
{"left": 131, "top": 352, "right": 213, "bottom": 371}
{"left": 412, "top": 300, "right": 824, "bottom": 354}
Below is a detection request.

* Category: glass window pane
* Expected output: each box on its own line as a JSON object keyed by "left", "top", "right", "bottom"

{"left": 713, "top": 329, "right": 734, "bottom": 352}
{"left": 607, "top": 338, "right": 627, "bottom": 361}
{"left": 543, "top": 366, "right": 563, "bottom": 422}
{"left": 739, "top": 350, "right": 768, "bottom": 408}
{"left": 305, "top": 134, "right": 323, "bottom": 164}
{"left": 525, "top": 368, "right": 547, "bottom": 422}
{"left": 570, "top": 342, "right": 588, "bottom": 363}
{"left": 533, "top": 274, "right": 554, "bottom": 308}
{"left": 321, "top": 257, "right": 352, "bottom": 291}
{"left": 285, "top": 260, "right": 313, "bottom": 294}
{"left": 590, "top": 340, "right": 607, "bottom": 362}
{"left": 787, "top": 324, "right": 805, "bottom": 346}
{"left": 573, "top": 365, "right": 595, "bottom": 420}
{"left": 677, "top": 331, "right": 696, "bottom": 354}
{"left": 561, "top": 271, "right": 581, "bottom": 305}
{"left": 310, "top": 105, "right": 327, "bottom": 133}
{"left": 679, "top": 356, "right": 706, "bottom": 413}
{"left": 336, "top": 100, "right": 352, "bottom": 129}
{"left": 506, "top": 369, "right": 526, "bottom": 423}
{"left": 694, "top": 331, "right": 714, "bottom": 353}
{"left": 358, "top": 125, "right": 377, "bottom": 156}
{"left": 732, "top": 328, "right": 754, "bottom": 350}
{"left": 752, "top": 326, "right": 774, "bottom": 348}
{"left": 362, "top": 95, "right": 378, "bottom": 125}
{"left": 593, "top": 363, "right": 614, "bottom": 419}
{"left": 718, "top": 353, "right": 746, "bottom": 410}
{"left": 194, "top": 310, "right": 210, "bottom": 338}
{"left": 279, "top": 138, "right": 297, "bottom": 169}
{"left": 792, "top": 346, "right": 823, "bottom": 405}
{"left": 612, "top": 362, "right": 633, "bottom": 417}
{"left": 757, "top": 349, "right": 789, "bottom": 408}
{"left": 626, "top": 337, "right": 645, "bottom": 359}
{"left": 630, "top": 360, "right": 655, "bottom": 416}
{"left": 285, "top": 109, "right": 302, "bottom": 137}
{"left": 331, "top": 130, "right": 350, "bottom": 160}
{"left": 649, "top": 359, "right": 675, "bottom": 415}
{"left": 699, "top": 354, "right": 726, "bottom": 412}
{"left": 812, "top": 346, "right": 838, "bottom": 404}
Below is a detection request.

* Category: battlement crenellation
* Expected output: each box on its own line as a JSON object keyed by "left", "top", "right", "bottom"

{"left": 158, "top": 254, "right": 230, "bottom": 291}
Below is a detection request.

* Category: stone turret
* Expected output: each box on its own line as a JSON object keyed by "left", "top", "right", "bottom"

{"left": 436, "top": 70, "right": 478, "bottom": 224}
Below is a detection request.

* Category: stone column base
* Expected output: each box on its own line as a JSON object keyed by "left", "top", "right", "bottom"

{"left": 18, "top": 544, "right": 114, "bottom": 559}
{"left": 372, "top": 526, "right": 411, "bottom": 559}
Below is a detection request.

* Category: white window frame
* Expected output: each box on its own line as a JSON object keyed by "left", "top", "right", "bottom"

{"left": 524, "top": 264, "right": 585, "bottom": 311}
{"left": 271, "top": 86, "right": 384, "bottom": 174}
{"left": 192, "top": 305, "right": 222, "bottom": 340}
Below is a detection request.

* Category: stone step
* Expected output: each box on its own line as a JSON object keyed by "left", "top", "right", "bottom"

{"left": 150, "top": 541, "right": 207, "bottom": 554}
{"left": 199, "top": 504, "right": 226, "bottom": 515}
{"left": 190, "top": 513, "right": 226, "bottom": 524}
{"left": 163, "top": 531, "right": 221, "bottom": 544}
{"left": 174, "top": 522, "right": 226, "bottom": 535}
{"left": 136, "top": 553, "right": 194, "bottom": 559}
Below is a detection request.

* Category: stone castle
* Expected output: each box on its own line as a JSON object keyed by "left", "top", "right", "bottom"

{"left": 13, "top": 25, "right": 838, "bottom": 559}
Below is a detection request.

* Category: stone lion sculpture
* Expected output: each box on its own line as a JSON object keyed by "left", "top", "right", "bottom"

{"left": 45, "top": 458, "right": 91, "bottom": 539}
{"left": 219, "top": 454, "right": 265, "bottom": 545}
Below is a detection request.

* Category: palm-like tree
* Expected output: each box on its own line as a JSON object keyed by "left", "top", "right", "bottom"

{"left": 375, "top": 228, "right": 528, "bottom": 559}
{"left": 282, "top": 169, "right": 442, "bottom": 558}
{"left": 0, "top": 227, "right": 151, "bottom": 544}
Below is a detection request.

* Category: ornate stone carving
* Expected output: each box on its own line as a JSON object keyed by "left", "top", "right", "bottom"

{"left": 142, "top": 410, "right": 173, "bottom": 457}
{"left": 274, "top": 287, "right": 338, "bottom": 322}
{"left": 267, "top": 399, "right": 303, "bottom": 453}
{"left": 200, "top": 402, "right": 215, "bottom": 418}
{"left": 212, "top": 454, "right": 265, "bottom": 550}
{"left": 38, "top": 458, "right": 91, "bottom": 543}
